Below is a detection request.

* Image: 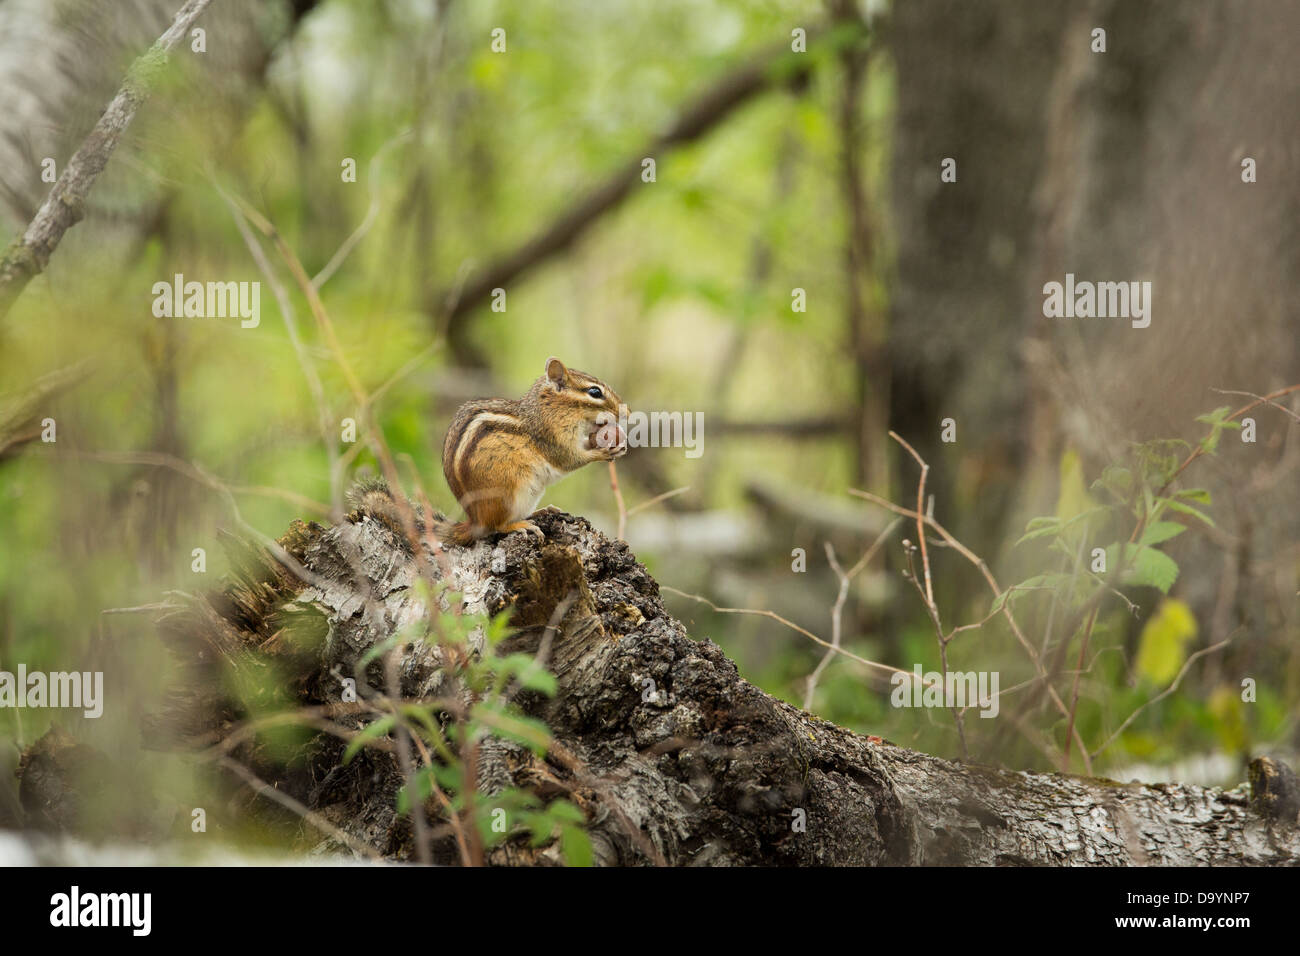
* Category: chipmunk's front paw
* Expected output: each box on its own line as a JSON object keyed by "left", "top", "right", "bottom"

{"left": 587, "top": 421, "right": 628, "bottom": 460}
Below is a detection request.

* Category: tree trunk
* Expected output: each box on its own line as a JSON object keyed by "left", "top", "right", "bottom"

{"left": 15, "top": 506, "right": 1299, "bottom": 865}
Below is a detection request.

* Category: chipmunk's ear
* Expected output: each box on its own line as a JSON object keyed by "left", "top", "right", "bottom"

{"left": 545, "top": 357, "right": 568, "bottom": 388}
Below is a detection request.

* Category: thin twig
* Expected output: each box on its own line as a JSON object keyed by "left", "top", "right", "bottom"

{"left": 625, "top": 486, "right": 691, "bottom": 518}
{"left": 662, "top": 584, "right": 939, "bottom": 689}
{"left": 383, "top": 643, "right": 433, "bottom": 865}
{"left": 100, "top": 602, "right": 183, "bottom": 615}
{"left": 849, "top": 486, "right": 1093, "bottom": 772}
{"left": 889, "top": 431, "right": 934, "bottom": 608}
{"left": 804, "top": 543, "right": 850, "bottom": 711}
{"left": 1061, "top": 605, "right": 1100, "bottom": 772}
{"left": 225, "top": 193, "right": 368, "bottom": 404}
{"left": 1089, "top": 640, "right": 1232, "bottom": 761}
{"left": 218, "top": 755, "right": 385, "bottom": 862}
{"left": 609, "top": 462, "right": 627, "bottom": 540}
{"left": 312, "top": 129, "right": 415, "bottom": 290}
{"left": 1209, "top": 387, "right": 1300, "bottom": 425}
{"left": 219, "top": 184, "right": 344, "bottom": 517}
{"left": 890, "top": 431, "right": 967, "bottom": 758}
{"left": 803, "top": 517, "right": 902, "bottom": 709}
{"left": 1132, "top": 383, "right": 1300, "bottom": 544}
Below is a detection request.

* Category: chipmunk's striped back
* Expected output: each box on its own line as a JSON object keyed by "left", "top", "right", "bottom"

{"left": 442, "top": 399, "right": 525, "bottom": 504}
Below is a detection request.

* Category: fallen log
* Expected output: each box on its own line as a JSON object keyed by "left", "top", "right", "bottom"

{"left": 16, "top": 503, "right": 1299, "bottom": 865}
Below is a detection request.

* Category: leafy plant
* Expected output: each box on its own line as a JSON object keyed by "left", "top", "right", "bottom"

{"left": 1004, "top": 404, "right": 1247, "bottom": 769}
{"left": 342, "top": 583, "right": 592, "bottom": 866}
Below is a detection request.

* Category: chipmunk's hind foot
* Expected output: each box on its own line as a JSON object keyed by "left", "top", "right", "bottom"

{"left": 499, "top": 520, "right": 544, "bottom": 541}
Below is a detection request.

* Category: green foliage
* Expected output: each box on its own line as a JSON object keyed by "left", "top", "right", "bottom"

{"left": 998, "top": 401, "right": 1254, "bottom": 764}
{"left": 336, "top": 589, "right": 590, "bottom": 865}
{"left": 2, "top": 0, "right": 873, "bottom": 851}
{"left": 1102, "top": 542, "right": 1179, "bottom": 594}
{"left": 1194, "top": 406, "right": 1242, "bottom": 455}
{"left": 1014, "top": 432, "right": 1212, "bottom": 601}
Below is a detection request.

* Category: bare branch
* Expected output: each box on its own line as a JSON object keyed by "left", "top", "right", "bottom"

{"left": 0, "top": 359, "right": 94, "bottom": 459}
{"left": 662, "top": 583, "right": 936, "bottom": 689}
{"left": 849, "top": 486, "right": 1093, "bottom": 772}
{"left": 218, "top": 756, "right": 385, "bottom": 862}
{"left": 1210, "top": 386, "right": 1300, "bottom": 425}
{"left": 804, "top": 519, "right": 902, "bottom": 709}
{"left": 312, "top": 129, "right": 415, "bottom": 291}
{"left": 0, "top": 0, "right": 218, "bottom": 317}
{"left": 433, "top": 28, "right": 833, "bottom": 323}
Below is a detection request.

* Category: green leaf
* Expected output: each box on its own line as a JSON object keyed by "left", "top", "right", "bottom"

{"left": 1141, "top": 483, "right": 1156, "bottom": 524}
{"left": 560, "top": 825, "right": 593, "bottom": 867}
{"left": 1135, "top": 598, "right": 1198, "bottom": 683}
{"left": 1106, "top": 544, "right": 1180, "bottom": 593}
{"left": 1194, "top": 405, "right": 1234, "bottom": 427}
{"left": 521, "top": 812, "right": 551, "bottom": 847}
{"left": 516, "top": 667, "right": 557, "bottom": 696}
{"left": 1166, "top": 498, "right": 1215, "bottom": 528}
{"left": 1047, "top": 537, "right": 1075, "bottom": 560}
{"left": 1015, "top": 516, "right": 1061, "bottom": 546}
{"left": 1138, "top": 549, "right": 1179, "bottom": 593}
{"left": 484, "top": 611, "right": 515, "bottom": 646}
{"left": 430, "top": 762, "right": 462, "bottom": 794}
{"left": 396, "top": 767, "right": 434, "bottom": 815}
{"left": 1128, "top": 547, "right": 1180, "bottom": 594}
{"left": 359, "top": 634, "right": 401, "bottom": 670}
{"left": 343, "top": 714, "right": 396, "bottom": 763}
{"left": 546, "top": 799, "right": 586, "bottom": 824}
{"left": 1091, "top": 464, "right": 1134, "bottom": 503}
{"left": 400, "top": 704, "right": 443, "bottom": 739}
{"left": 1175, "top": 487, "right": 1212, "bottom": 505}
{"left": 470, "top": 703, "right": 552, "bottom": 755}
{"left": 1139, "top": 521, "right": 1188, "bottom": 547}
{"left": 1194, "top": 405, "right": 1242, "bottom": 455}
{"left": 490, "top": 653, "right": 558, "bottom": 697}
{"left": 1016, "top": 506, "right": 1107, "bottom": 548}
{"left": 1132, "top": 438, "right": 1191, "bottom": 488}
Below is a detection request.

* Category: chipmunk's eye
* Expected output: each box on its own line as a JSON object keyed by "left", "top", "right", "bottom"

{"left": 586, "top": 386, "right": 603, "bottom": 400}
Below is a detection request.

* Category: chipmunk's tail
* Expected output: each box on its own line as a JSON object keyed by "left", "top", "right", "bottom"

{"left": 346, "top": 477, "right": 413, "bottom": 537}
{"left": 430, "top": 516, "right": 477, "bottom": 547}
{"left": 347, "top": 477, "right": 479, "bottom": 547}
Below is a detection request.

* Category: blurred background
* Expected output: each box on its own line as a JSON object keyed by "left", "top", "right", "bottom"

{"left": 0, "top": 0, "right": 1297, "bottom": 845}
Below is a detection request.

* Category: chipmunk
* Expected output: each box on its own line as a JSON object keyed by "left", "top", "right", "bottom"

{"left": 435, "top": 357, "right": 627, "bottom": 545}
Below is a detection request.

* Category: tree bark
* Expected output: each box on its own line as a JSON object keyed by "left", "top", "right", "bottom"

{"left": 16, "top": 506, "right": 1299, "bottom": 865}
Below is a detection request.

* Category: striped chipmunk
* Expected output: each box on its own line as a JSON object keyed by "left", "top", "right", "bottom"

{"left": 434, "top": 357, "right": 628, "bottom": 545}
